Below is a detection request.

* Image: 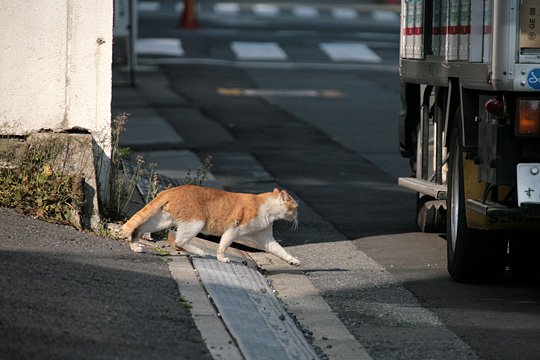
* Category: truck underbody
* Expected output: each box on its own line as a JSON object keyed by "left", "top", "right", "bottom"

{"left": 398, "top": 0, "right": 540, "bottom": 282}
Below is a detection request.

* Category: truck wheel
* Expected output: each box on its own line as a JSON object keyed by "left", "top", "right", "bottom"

{"left": 417, "top": 195, "right": 446, "bottom": 233}
{"left": 446, "top": 123, "right": 507, "bottom": 282}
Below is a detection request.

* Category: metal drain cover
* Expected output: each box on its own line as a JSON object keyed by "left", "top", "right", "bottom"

{"left": 192, "top": 258, "right": 318, "bottom": 360}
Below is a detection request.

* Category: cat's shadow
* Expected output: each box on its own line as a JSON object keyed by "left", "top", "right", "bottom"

{"left": 302, "top": 268, "right": 348, "bottom": 273}
{"left": 262, "top": 268, "right": 349, "bottom": 276}
{"left": 145, "top": 246, "right": 349, "bottom": 274}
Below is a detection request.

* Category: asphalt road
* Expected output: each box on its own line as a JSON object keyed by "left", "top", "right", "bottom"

{"left": 0, "top": 207, "right": 211, "bottom": 360}
{"left": 132, "top": 1, "right": 540, "bottom": 359}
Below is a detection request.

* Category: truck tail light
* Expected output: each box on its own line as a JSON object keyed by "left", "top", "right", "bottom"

{"left": 484, "top": 97, "right": 504, "bottom": 116}
{"left": 517, "top": 99, "right": 540, "bottom": 136}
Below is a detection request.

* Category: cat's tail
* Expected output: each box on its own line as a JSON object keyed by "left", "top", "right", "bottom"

{"left": 122, "top": 192, "right": 169, "bottom": 237}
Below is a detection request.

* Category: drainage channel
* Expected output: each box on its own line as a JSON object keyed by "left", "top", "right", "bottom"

{"left": 167, "top": 238, "right": 320, "bottom": 360}
{"left": 192, "top": 257, "right": 319, "bottom": 360}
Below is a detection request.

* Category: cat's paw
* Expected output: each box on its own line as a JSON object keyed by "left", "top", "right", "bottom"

{"left": 191, "top": 250, "right": 206, "bottom": 258}
{"left": 289, "top": 257, "right": 300, "bottom": 266}
{"left": 218, "top": 256, "right": 231, "bottom": 264}
{"left": 130, "top": 244, "right": 143, "bottom": 253}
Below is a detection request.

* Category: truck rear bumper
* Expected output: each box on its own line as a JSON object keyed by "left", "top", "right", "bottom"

{"left": 466, "top": 199, "right": 540, "bottom": 220}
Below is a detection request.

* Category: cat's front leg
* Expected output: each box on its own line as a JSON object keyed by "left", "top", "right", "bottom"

{"left": 266, "top": 240, "right": 300, "bottom": 266}
{"left": 248, "top": 229, "right": 300, "bottom": 266}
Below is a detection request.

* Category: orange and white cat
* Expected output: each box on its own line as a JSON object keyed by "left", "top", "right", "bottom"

{"left": 122, "top": 185, "right": 300, "bottom": 265}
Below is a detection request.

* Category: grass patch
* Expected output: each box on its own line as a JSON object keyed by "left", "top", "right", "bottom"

{"left": 0, "top": 112, "right": 214, "bottom": 237}
{"left": 0, "top": 138, "right": 82, "bottom": 227}
{"left": 151, "top": 247, "right": 171, "bottom": 256}
{"left": 178, "top": 295, "right": 193, "bottom": 309}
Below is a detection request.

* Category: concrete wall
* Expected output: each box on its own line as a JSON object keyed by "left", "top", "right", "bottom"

{"left": 0, "top": 0, "right": 113, "bottom": 201}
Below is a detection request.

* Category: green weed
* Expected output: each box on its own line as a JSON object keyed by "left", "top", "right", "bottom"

{"left": 105, "top": 113, "right": 214, "bottom": 237}
{"left": 151, "top": 247, "right": 171, "bottom": 256}
{"left": 0, "top": 139, "right": 80, "bottom": 226}
{"left": 178, "top": 295, "right": 193, "bottom": 309}
{"left": 183, "top": 155, "right": 213, "bottom": 186}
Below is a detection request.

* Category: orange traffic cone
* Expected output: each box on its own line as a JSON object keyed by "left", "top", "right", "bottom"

{"left": 178, "top": 0, "right": 199, "bottom": 29}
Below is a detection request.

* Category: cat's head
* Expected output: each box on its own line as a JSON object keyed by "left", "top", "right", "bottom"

{"left": 273, "top": 188, "right": 298, "bottom": 226}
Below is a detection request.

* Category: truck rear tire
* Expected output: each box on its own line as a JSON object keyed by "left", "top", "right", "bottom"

{"left": 446, "top": 122, "right": 507, "bottom": 283}
{"left": 417, "top": 195, "right": 446, "bottom": 233}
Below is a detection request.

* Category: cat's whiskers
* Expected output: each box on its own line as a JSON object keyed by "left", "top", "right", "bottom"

{"left": 290, "top": 216, "right": 299, "bottom": 231}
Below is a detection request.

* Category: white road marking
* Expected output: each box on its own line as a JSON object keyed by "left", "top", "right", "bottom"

{"left": 218, "top": 87, "right": 343, "bottom": 98}
{"left": 231, "top": 42, "right": 288, "bottom": 61}
{"left": 214, "top": 2, "right": 240, "bottom": 15}
{"left": 136, "top": 38, "right": 184, "bottom": 57}
{"left": 372, "top": 10, "right": 400, "bottom": 22}
{"left": 138, "top": 1, "right": 161, "bottom": 12}
{"left": 319, "top": 42, "right": 381, "bottom": 63}
{"left": 332, "top": 7, "right": 359, "bottom": 19}
{"left": 292, "top": 6, "right": 319, "bottom": 18}
{"left": 252, "top": 3, "right": 280, "bottom": 17}
{"left": 139, "top": 56, "right": 398, "bottom": 73}
{"left": 174, "top": 2, "right": 184, "bottom": 13}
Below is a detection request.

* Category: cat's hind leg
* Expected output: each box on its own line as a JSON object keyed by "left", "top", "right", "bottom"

{"left": 217, "top": 228, "right": 239, "bottom": 263}
{"left": 174, "top": 220, "right": 206, "bottom": 257}
{"left": 131, "top": 211, "right": 174, "bottom": 253}
{"left": 129, "top": 229, "right": 144, "bottom": 253}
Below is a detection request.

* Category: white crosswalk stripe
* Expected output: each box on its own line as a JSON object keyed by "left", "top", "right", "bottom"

{"left": 174, "top": 2, "right": 184, "bottom": 13}
{"left": 136, "top": 38, "right": 184, "bottom": 57}
{"left": 319, "top": 42, "right": 381, "bottom": 63}
{"left": 231, "top": 42, "right": 288, "bottom": 61}
{"left": 331, "top": 8, "right": 359, "bottom": 20}
{"left": 214, "top": 2, "right": 240, "bottom": 15}
{"left": 372, "top": 10, "right": 400, "bottom": 22}
{"left": 252, "top": 4, "right": 280, "bottom": 17}
{"left": 135, "top": 38, "right": 385, "bottom": 65}
{"left": 292, "top": 6, "right": 319, "bottom": 18}
{"left": 137, "top": 1, "right": 399, "bottom": 24}
{"left": 138, "top": 1, "right": 161, "bottom": 12}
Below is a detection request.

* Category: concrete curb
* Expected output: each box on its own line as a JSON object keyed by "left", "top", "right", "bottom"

{"left": 169, "top": 255, "right": 243, "bottom": 360}
{"left": 251, "top": 253, "right": 373, "bottom": 360}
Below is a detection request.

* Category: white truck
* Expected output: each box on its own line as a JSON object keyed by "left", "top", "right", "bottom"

{"left": 398, "top": 0, "right": 540, "bottom": 282}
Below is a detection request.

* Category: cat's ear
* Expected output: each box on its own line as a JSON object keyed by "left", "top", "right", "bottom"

{"left": 280, "top": 190, "right": 298, "bottom": 207}
{"left": 273, "top": 188, "right": 280, "bottom": 195}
